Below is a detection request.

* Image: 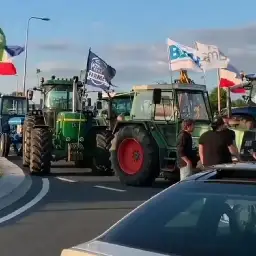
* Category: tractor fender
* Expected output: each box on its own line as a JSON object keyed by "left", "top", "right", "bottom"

{"left": 112, "top": 121, "right": 148, "bottom": 134}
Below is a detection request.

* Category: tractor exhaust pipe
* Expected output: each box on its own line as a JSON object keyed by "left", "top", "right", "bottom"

{"left": 72, "top": 76, "right": 79, "bottom": 113}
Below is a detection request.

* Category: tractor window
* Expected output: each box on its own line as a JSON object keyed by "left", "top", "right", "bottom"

{"left": 45, "top": 91, "right": 72, "bottom": 109}
{"left": 2, "top": 98, "right": 27, "bottom": 115}
{"left": 112, "top": 98, "right": 132, "bottom": 116}
{"left": 177, "top": 91, "right": 210, "bottom": 121}
{"left": 131, "top": 91, "right": 152, "bottom": 119}
{"left": 154, "top": 91, "right": 175, "bottom": 121}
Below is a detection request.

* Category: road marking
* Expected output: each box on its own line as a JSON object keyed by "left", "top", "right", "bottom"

{"left": 94, "top": 185, "right": 126, "bottom": 192}
{"left": 0, "top": 178, "right": 50, "bottom": 224}
{"left": 56, "top": 177, "right": 77, "bottom": 183}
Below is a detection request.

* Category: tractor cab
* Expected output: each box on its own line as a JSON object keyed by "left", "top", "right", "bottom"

{"left": 0, "top": 94, "right": 29, "bottom": 157}
{"left": 33, "top": 76, "right": 85, "bottom": 129}
{"left": 0, "top": 94, "right": 28, "bottom": 134}
{"left": 130, "top": 80, "right": 212, "bottom": 150}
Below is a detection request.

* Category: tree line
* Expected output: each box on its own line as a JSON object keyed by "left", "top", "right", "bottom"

{"left": 209, "top": 87, "right": 247, "bottom": 113}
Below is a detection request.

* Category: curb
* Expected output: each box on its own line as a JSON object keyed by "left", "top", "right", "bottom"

{"left": 0, "top": 157, "right": 32, "bottom": 210}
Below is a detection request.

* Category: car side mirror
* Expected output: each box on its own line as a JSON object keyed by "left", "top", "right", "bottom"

{"left": 27, "top": 89, "right": 34, "bottom": 100}
{"left": 153, "top": 88, "right": 162, "bottom": 104}
{"left": 96, "top": 101, "right": 102, "bottom": 110}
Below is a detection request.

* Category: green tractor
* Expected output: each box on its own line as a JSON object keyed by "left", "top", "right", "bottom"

{"left": 22, "top": 76, "right": 112, "bottom": 174}
{"left": 95, "top": 91, "right": 134, "bottom": 126}
{"left": 108, "top": 81, "right": 256, "bottom": 186}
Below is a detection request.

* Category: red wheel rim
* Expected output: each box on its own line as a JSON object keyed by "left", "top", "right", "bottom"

{"left": 117, "top": 138, "right": 144, "bottom": 175}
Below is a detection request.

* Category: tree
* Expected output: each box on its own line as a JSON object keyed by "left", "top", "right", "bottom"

{"left": 209, "top": 87, "right": 227, "bottom": 113}
{"left": 209, "top": 87, "right": 247, "bottom": 113}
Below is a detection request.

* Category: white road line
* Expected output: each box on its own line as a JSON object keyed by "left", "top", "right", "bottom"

{"left": 94, "top": 185, "right": 126, "bottom": 192}
{"left": 56, "top": 177, "right": 77, "bottom": 183}
{"left": 0, "top": 178, "right": 50, "bottom": 224}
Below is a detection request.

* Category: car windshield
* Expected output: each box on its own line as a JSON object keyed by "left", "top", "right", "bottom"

{"left": 2, "top": 97, "right": 27, "bottom": 115}
{"left": 99, "top": 181, "right": 256, "bottom": 256}
{"left": 177, "top": 90, "right": 210, "bottom": 120}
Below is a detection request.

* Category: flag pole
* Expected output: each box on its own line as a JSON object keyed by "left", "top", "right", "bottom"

{"left": 217, "top": 68, "right": 221, "bottom": 113}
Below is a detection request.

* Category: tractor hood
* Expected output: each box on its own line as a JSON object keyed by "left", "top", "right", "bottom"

{"left": 8, "top": 116, "right": 25, "bottom": 126}
{"left": 232, "top": 106, "right": 256, "bottom": 116}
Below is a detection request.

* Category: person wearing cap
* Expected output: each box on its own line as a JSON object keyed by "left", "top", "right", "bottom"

{"left": 198, "top": 116, "right": 241, "bottom": 167}
{"left": 176, "top": 119, "right": 197, "bottom": 180}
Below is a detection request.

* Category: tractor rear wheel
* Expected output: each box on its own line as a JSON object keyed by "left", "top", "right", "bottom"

{"left": 110, "top": 125, "right": 159, "bottom": 186}
{"left": 92, "top": 130, "right": 113, "bottom": 175}
{"left": 30, "top": 128, "right": 52, "bottom": 174}
{"left": 0, "top": 133, "right": 11, "bottom": 158}
{"left": 23, "top": 116, "right": 44, "bottom": 167}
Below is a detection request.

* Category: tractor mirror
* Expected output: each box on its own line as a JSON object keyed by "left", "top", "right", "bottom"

{"left": 27, "top": 89, "right": 34, "bottom": 100}
{"left": 98, "top": 92, "right": 102, "bottom": 100}
{"left": 87, "top": 98, "right": 92, "bottom": 106}
{"left": 96, "top": 101, "right": 102, "bottom": 110}
{"left": 153, "top": 88, "right": 162, "bottom": 104}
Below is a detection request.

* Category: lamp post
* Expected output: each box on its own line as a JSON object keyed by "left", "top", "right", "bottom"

{"left": 22, "top": 16, "right": 50, "bottom": 95}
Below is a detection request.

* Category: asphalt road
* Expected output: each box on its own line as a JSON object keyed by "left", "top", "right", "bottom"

{"left": 0, "top": 156, "right": 170, "bottom": 256}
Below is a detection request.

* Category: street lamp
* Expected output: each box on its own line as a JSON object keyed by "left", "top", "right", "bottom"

{"left": 22, "top": 16, "right": 50, "bottom": 95}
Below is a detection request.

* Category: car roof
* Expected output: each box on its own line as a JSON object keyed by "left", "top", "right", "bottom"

{"left": 182, "top": 162, "right": 256, "bottom": 183}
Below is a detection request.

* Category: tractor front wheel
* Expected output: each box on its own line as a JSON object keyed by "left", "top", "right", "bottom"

{"left": 0, "top": 133, "right": 11, "bottom": 158}
{"left": 110, "top": 125, "right": 159, "bottom": 186}
{"left": 30, "top": 128, "right": 52, "bottom": 174}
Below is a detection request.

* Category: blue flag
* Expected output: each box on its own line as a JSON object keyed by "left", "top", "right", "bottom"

{"left": 5, "top": 45, "right": 24, "bottom": 57}
{"left": 85, "top": 50, "right": 116, "bottom": 91}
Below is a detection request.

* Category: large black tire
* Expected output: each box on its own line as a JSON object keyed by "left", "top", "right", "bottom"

{"left": 30, "top": 128, "right": 52, "bottom": 174}
{"left": 23, "top": 116, "right": 44, "bottom": 167}
{"left": 0, "top": 133, "right": 11, "bottom": 158}
{"left": 110, "top": 125, "right": 159, "bottom": 186}
{"left": 92, "top": 130, "right": 113, "bottom": 175}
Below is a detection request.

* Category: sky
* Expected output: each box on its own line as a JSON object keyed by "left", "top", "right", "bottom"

{"left": 1, "top": 0, "right": 256, "bottom": 102}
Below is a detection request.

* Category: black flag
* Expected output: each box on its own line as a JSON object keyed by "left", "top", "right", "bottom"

{"left": 85, "top": 49, "right": 116, "bottom": 91}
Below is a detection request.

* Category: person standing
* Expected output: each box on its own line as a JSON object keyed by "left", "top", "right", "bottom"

{"left": 199, "top": 117, "right": 241, "bottom": 166}
{"left": 176, "top": 119, "right": 196, "bottom": 180}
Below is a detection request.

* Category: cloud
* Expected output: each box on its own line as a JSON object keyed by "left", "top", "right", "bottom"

{"left": 33, "top": 23, "right": 256, "bottom": 86}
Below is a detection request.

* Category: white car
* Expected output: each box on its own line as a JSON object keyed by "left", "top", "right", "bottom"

{"left": 61, "top": 163, "right": 256, "bottom": 256}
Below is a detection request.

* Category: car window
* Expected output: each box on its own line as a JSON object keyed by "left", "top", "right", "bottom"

{"left": 99, "top": 182, "right": 256, "bottom": 256}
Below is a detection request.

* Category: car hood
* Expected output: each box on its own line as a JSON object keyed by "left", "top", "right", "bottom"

{"left": 61, "top": 240, "right": 172, "bottom": 256}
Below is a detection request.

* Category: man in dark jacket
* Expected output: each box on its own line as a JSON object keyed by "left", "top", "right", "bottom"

{"left": 176, "top": 119, "right": 196, "bottom": 180}
{"left": 199, "top": 117, "right": 241, "bottom": 166}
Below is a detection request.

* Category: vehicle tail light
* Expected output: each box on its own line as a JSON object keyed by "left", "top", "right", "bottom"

{"left": 61, "top": 249, "right": 97, "bottom": 256}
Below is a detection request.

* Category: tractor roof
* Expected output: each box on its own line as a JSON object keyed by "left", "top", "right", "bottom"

{"left": 102, "top": 92, "right": 134, "bottom": 99}
{"left": 132, "top": 83, "right": 207, "bottom": 92}
{"left": 0, "top": 94, "right": 26, "bottom": 99}
{"left": 41, "top": 77, "right": 83, "bottom": 87}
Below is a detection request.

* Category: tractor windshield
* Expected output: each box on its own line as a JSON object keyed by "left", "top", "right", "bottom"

{"left": 102, "top": 97, "right": 132, "bottom": 116}
{"left": 177, "top": 90, "right": 210, "bottom": 121}
{"left": 1, "top": 97, "right": 27, "bottom": 115}
{"left": 45, "top": 90, "right": 73, "bottom": 110}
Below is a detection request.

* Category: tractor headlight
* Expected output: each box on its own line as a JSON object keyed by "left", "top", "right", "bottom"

{"left": 79, "top": 137, "right": 84, "bottom": 142}
{"left": 66, "top": 137, "right": 71, "bottom": 142}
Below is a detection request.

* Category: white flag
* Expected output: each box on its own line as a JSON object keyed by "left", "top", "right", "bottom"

{"left": 195, "top": 42, "right": 229, "bottom": 70}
